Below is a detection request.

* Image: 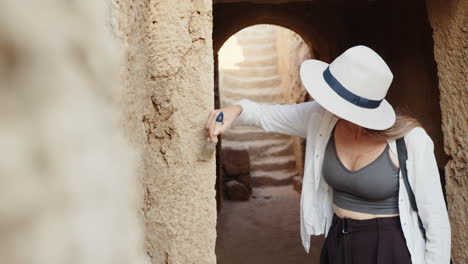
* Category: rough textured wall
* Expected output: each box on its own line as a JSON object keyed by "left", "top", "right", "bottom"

{"left": 426, "top": 1, "right": 468, "bottom": 263}
{"left": 0, "top": 1, "right": 147, "bottom": 264}
{"left": 275, "top": 27, "right": 312, "bottom": 104}
{"left": 114, "top": 1, "right": 216, "bottom": 263}
{"left": 275, "top": 27, "right": 312, "bottom": 175}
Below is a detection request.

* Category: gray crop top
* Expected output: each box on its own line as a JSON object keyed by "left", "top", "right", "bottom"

{"left": 322, "top": 124, "right": 400, "bottom": 215}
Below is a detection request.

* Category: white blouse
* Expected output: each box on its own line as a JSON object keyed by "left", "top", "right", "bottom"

{"left": 231, "top": 98, "right": 451, "bottom": 264}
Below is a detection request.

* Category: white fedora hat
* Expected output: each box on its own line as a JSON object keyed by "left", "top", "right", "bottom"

{"left": 300, "top": 45, "right": 396, "bottom": 130}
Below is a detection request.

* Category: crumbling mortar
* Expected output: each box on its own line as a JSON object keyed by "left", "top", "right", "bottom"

{"left": 142, "top": 93, "right": 177, "bottom": 167}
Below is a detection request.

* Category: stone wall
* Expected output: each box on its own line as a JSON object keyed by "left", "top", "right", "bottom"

{"left": 425, "top": 0, "right": 468, "bottom": 263}
{"left": 275, "top": 27, "right": 313, "bottom": 175}
{"left": 114, "top": 1, "right": 217, "bottom": 263}
{"left": 275, "top": 27, "right": 313, "bottom": 104}
{"left": 0, "top": 1, "right": 147, "bottom": 263}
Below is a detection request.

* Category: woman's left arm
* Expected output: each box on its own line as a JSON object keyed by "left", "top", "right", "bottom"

{"left": 410, "top": 128, "right": 452, "bottom": 264}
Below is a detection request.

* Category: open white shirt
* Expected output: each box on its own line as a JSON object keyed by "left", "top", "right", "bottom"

{"left": 231, "top": 98, "right": 451, "bottom": 264}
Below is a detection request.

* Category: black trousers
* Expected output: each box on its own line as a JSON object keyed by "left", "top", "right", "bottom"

{"left": 320, "top": 213, "right": 412, "bottom": 264}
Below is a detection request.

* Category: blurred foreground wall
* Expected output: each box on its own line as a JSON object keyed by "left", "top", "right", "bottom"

{"left": 426, "top": 0, "right": 468, "bottom": 263}
{"left": 0, "top": 1, "right": 148, "bottom": 264}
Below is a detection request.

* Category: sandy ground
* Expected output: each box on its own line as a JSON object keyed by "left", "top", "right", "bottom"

{"left": 216, "top": 185, "right": 325, "bottom": 264}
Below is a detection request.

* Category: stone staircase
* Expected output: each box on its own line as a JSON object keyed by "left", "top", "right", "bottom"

{"left": 219, "top": 25, "right": 299, "bottom": 187}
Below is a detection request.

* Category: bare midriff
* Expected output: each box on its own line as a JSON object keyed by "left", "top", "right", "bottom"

{"left": 333, "top": 203, "right": 400, "bottom": 220}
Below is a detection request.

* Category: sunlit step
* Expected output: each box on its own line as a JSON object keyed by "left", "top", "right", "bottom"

{"left": 221, "top": 137, "right": 292, "bottom": 158}
{"left": 220, "top": 91, "right": 283, "bottom": 104}
{"left": 222, "top": 74, "right": 282, "bottom": 89}
{"left": 242, "top": 43, "right": 277, "bottom": 57}
{"left": 221, "top": 86, "right": 282, "bottom": 101}
{"left": 220, "top": 95, "right": 284, "bottom": 107}
{"left": 236, "top": 55, "right": 277, "bottom": 67}
{"left": 237, "top": 34, "right": 276, "bottom": 44}
{"left": 222, "top": 125, "right": 290, "bottom": 142}
{"left": 250, "top": 155, "right": 297, "bottom": 172}
{"left": 221, "top": 65, "right": 278, "bottom": 78}
{"left": 250, "top": 169, "right": 299, "bottom": 187}
{"left": 260, "top": 140, "right": 295, "bottom": 157}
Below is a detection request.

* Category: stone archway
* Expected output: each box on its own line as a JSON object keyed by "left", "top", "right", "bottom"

{"left": 215, "top": 24, "right": 323, "bottom": 264}
{"left": 213, "top": 2, "right": 340, "bottom": 213}
{"left": 213, "top": 2, "right": 342, "bottom": 61}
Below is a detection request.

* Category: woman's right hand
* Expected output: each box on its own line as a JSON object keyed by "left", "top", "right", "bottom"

{"left": 205, "top": 104, "right": 243, "bottom": 142}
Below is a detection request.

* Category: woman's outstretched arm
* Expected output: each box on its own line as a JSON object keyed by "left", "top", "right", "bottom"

{"left": 230, "top": 98, "right": 322, "bottom": 138}
{"left": 205, "top": 98, "right": 323, "bottom": 142}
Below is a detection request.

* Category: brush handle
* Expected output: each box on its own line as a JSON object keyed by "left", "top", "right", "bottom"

{"left": 216, "top": 112, "right": 224, "bottom": 123}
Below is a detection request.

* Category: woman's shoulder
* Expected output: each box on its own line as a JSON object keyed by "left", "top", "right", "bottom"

{"left": 300, "top": 100, "right": 327, "bottom": 122}
{"left": 405, "top": 126, "right": 426, "bottom": 138}
{"left": 404, "top": 126, "right": 434, "bottom": 149}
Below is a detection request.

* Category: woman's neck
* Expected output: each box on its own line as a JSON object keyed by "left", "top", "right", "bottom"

{"left": 336, "top": 118, "right": 369, "bottom": 140}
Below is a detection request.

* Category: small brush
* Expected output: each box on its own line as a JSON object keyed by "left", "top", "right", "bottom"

{"left": 199, "top": 112, "right": 224, "bottom": 161}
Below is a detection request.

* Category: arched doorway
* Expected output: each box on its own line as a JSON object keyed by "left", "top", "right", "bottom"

{"left": 215, "top": 24, "right": 324, "bottom": 264}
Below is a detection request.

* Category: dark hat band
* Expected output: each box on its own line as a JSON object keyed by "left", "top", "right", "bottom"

{"left": 323, "top": 66, "right": 383, "bottom": 109}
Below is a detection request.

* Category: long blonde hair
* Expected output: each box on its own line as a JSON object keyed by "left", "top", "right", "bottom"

{"left": 365, "top": 108, "right": 423, "bottom": 140}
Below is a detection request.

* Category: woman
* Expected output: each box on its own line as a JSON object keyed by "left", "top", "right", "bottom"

{"left": 205, "top": 46, "right": 451, "bottom": 264}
